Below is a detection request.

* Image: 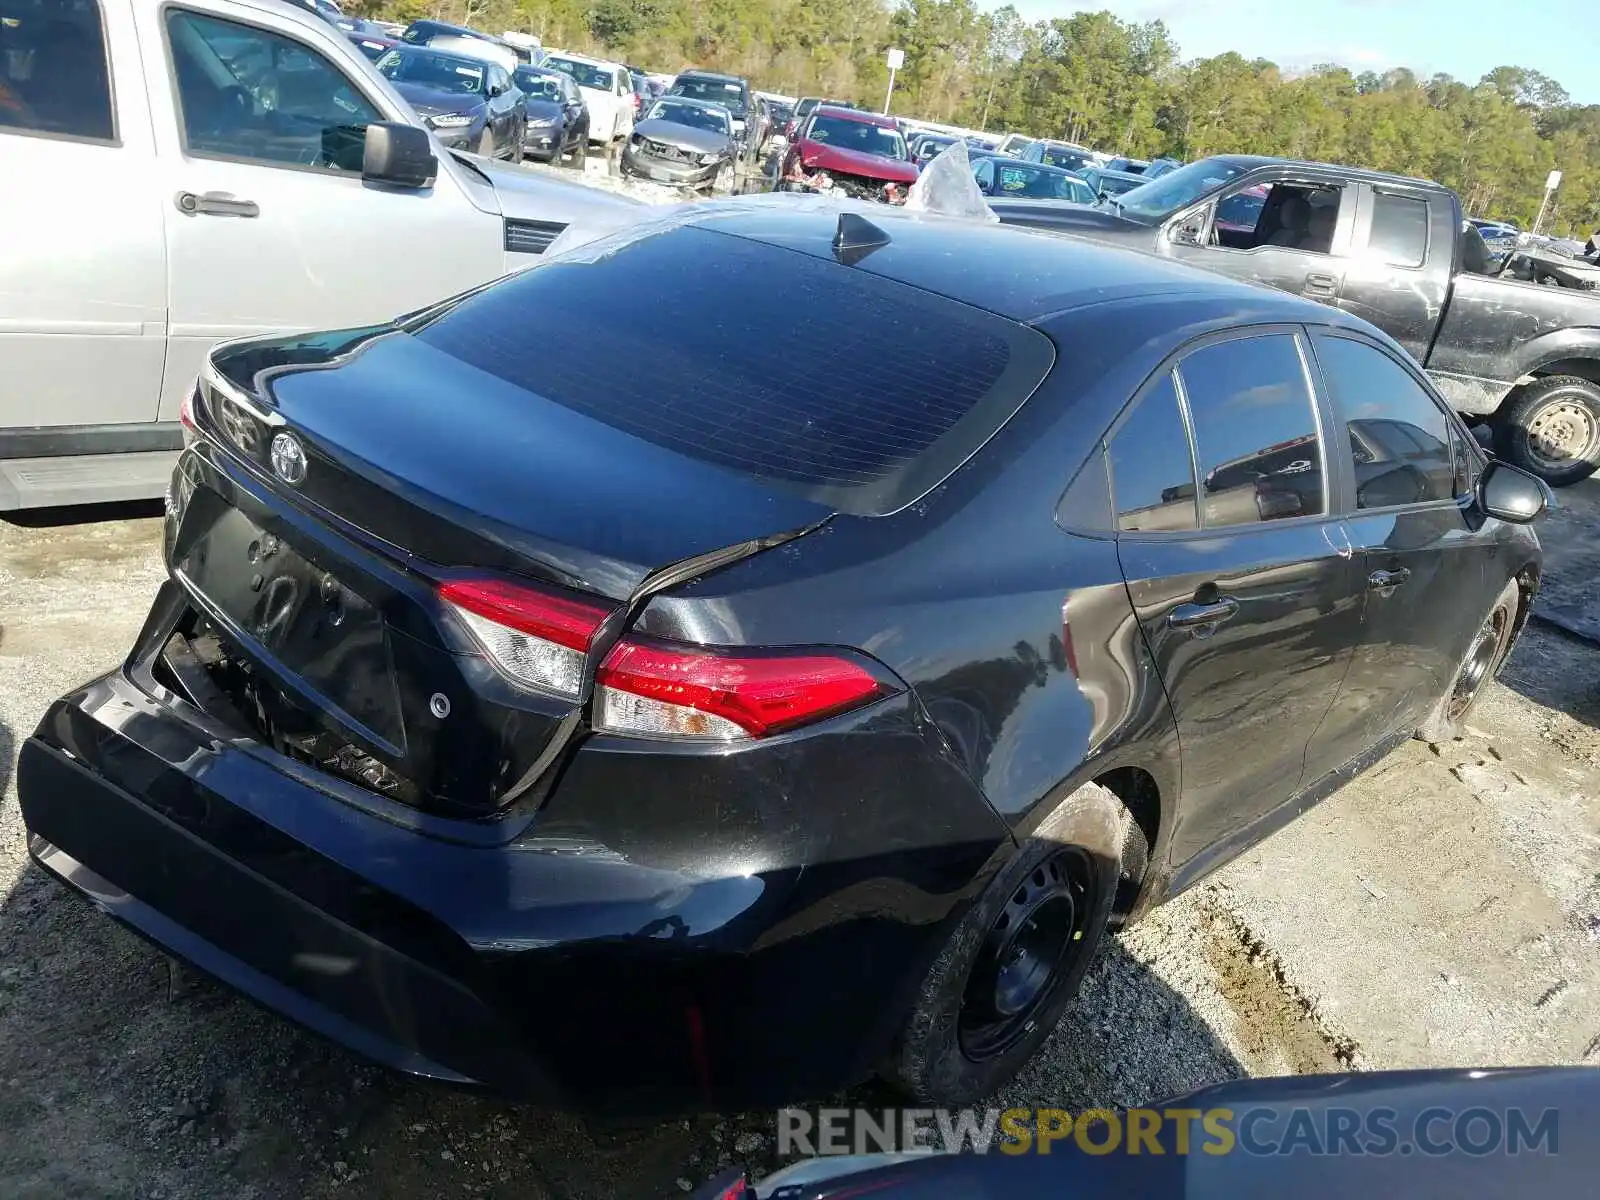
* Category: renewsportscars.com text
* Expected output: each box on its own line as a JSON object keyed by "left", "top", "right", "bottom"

{"left": 777, "top": 1105, "right": 1560, "bottom": 1158}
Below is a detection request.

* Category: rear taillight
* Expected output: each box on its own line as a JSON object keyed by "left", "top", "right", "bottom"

{"left": 179, "top": 387, "right": 200, "bottom": 449}
{"left": 438, "top": 578, "right": 895, "bottom": 738}
{"left": 596, "top": 639, "right": 888, "bottom": 741}
{"left": 439, "top": 577, "right": 612, "bottom": 700}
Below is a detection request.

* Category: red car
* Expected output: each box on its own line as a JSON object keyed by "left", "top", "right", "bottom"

{"left": 778, "top": 105, "right": 918, "bottom": 202}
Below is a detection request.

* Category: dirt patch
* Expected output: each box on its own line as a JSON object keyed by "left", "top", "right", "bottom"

{"left": 1196, "top": 894, "right": 1362, "bottom": 1075}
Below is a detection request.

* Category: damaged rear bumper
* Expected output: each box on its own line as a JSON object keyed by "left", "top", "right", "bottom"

{"left": 16, "top": 648, "right": 1005, "bottom": 1112}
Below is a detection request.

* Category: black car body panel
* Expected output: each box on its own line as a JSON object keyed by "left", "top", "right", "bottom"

{"left": 991, "top": 154, "right": 1600, "bottom": 422}
{"left": 14, "top": 207, "right": 1542, "bottom": 1112}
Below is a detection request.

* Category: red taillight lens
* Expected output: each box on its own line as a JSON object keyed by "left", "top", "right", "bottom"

{"left": 596, "top": 638, "right": 887, "bottom": 740}
{"left": 179, "top": 387, "right": 200, "bottom": 449}
{"left": 439, "top": 577, "right": 613, "bottom": 699}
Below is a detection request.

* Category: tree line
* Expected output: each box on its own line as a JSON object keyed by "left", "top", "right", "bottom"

{"left": 358, "top": 0, "right": 1600, "bottom": 235}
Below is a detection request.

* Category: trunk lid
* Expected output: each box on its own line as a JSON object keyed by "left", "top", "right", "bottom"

{"left": 180, "top": 330, "right": 831, "bottom": 817}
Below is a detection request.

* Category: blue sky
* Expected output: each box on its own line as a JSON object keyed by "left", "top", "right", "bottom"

{"left": 995, "top": 0, "right": 1599, "bottom": 104}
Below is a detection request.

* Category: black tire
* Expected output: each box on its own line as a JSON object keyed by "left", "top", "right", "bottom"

{"left": 1416, "top": 579, "right": 1521, "bottom": 745}
{"left": 883, "top": 783, "right": 1127, "bottom": 1104}
{"left": 1493, "top": 376, "right": 1600, "bottom": 487}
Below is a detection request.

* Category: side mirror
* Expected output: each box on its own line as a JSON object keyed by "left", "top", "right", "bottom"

{"left": 489, "top": 81, "right": 507, "bottom": 97}
{"left": 362, "top": 122, "right": 436, "bottom": 189}
{"left": 1476, "top": 460, "right": 1550, "bottom": 523}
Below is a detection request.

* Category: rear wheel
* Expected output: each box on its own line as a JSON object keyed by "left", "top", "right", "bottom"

{"left": 884, "top": 783, "right": 1125, "bottom": 1104}
{"left": 1494, "top": 376, "right": 1600, "bottom": 487}
{"left": 1416, "top": 579, "right": 1521, "bottom": 744}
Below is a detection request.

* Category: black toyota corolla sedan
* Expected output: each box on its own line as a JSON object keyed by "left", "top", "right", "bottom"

{"left": 15, "top": 203, "right": 1545, "bottom": 1115}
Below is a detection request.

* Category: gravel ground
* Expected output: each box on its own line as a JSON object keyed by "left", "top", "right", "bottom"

{"left": 2, "top": 481, "right": 1598, "bottom": 1199}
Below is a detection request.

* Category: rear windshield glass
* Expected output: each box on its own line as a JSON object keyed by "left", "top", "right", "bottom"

{"left": 670, "top": 77, "right": 746, "bottom": 114}
{"left": 409, "top": 226, "right": 1053, "bottom": 515}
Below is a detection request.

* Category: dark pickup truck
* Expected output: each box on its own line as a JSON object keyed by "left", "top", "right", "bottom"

{"left": 991, "top": 154, "right": 1600, "bottom": 486}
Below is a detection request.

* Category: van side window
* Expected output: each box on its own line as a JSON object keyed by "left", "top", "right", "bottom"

{"left": 166, "top": 10, "right": 381, "bottom": 173}
{"left": 0, "top": 0, "right": 115, "bottom": 142}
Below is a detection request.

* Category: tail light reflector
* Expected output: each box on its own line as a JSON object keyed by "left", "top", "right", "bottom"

{"left": 179, "top": 387, "right": 201, "bottom": 449}
{"left": 595, "top": 638, "right": 888, "bottom": 741}
{"left": 439, "top": 578, "right": 612, "bottom": 699}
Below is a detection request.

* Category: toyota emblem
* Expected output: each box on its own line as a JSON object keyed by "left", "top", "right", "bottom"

{"left": 269, "top": 432, "right": 307, "bottom": 486}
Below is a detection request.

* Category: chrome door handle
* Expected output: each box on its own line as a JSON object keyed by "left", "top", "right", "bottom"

{"left": 176, "top": 191, "right": 260, "bottom": 218}
{"left": 1168, "top": 597, "right": 1240, "bottom": 629}
{"left": 1368, "top": 567, "right": 1411, "bottom": 590}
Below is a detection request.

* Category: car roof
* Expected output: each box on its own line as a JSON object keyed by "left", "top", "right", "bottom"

{"left": 1205, "top": 153, "right": 1446, "bottom": 191}
{"left": 405, "top": 19, "right": 511, "bottom": 45}
{"left": 815, "top": 105, "right": 895, "bottom": 127}
{"left": 547, "top": 51, "right": 621, "bottom": 69}
{"left": 387, "top": 43, "right": 486, "bottom": 68}
{"left": 979, "top": 156, "right": 1084, "bottom": 178}
{"left": 685, "top": 200, "right": 1369, "bottom": 328}
{"left": 1094, "top": 168, "right": 1148, "bottom": 182}
{"left": 652, "top": 96, "right": 728, "bottom": 113}
{"left": 676, "top": 70, "right": 746, "bottom": 84}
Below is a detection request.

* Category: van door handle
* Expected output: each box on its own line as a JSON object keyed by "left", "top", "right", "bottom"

{"left": 1303, "top": 272, "right": 1338, "bottom": 299}
{"left": 1168, "top": 597, "right": 1240, "bottom": 629}
{"left": 176, "top": 191, "right": 260, "bottom": 218}
{"left": 1368, "top": 567, "right": 1411, "bottom": 591}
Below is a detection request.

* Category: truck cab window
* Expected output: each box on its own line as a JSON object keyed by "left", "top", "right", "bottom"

{"left": 1367, "top": 192, "right": 1429, "bottom": 268}
{"left": 1212, "top": 182, "right": 1341, "bottom": 254}
{"left": 0, "top": 0, "right": 114, "bottom": 141}
{"left": 166, "top": 10, "right": 381, "bottom": 172}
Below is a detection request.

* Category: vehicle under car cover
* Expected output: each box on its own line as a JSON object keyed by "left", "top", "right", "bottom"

{"left": 701, "top": 1067, "right": 1598, "bottom": 1199}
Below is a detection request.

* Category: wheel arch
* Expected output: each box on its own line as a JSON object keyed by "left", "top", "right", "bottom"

{"left": 1528, "top": 356, "right": 1600, "bottom": 386}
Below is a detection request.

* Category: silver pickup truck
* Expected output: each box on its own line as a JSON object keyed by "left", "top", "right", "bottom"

{"left": 0, "top": 0, "right": 642, "bottom": 509}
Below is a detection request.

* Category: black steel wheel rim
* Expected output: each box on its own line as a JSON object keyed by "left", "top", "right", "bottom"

{"left": 1449, "top": 605, "right": 1508, "bottom": 720}
{"left": 958, "top": 846, "right": 1097, "bottom": 1062}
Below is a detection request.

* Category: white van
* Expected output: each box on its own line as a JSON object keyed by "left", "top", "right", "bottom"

{"left": 0, "top": 0, "right": 643, "bottom": 509}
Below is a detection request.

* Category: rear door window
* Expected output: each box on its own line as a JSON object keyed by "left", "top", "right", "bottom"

{"left": 409, "top": 225, "right": 1054, "bottom": 515}
{"left": 1107, "top": 373, "right": 1198, "bottom": 533}
{"left": 0, "top": 0, "right": 115, "bottom": 141}
{"left": 1178, "top": 334, "right": 1326, "bottom": 527}
{"left": 1314, "top": 334, "right": 1457, "bottom": 508}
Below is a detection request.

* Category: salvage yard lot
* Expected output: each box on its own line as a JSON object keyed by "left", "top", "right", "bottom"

{"left": 2, "top": 488, "right": 1598, "bottom": 1200}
